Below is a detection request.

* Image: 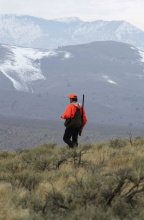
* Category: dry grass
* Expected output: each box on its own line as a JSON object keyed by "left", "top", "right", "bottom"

{"left": 0, "top": 137, "right": 144, "bottom": 219}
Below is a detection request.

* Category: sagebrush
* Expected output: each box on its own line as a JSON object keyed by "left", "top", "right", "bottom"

{"left": 0, "top": 137, "right": 144, "bottom": 219}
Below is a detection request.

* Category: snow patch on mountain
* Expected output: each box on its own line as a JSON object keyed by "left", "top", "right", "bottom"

{"left": 0, "top": 15, "right": 44, "bottom": 46}
{"left": 103, "top": 75, "right": 117, "bottom": 85}
{"left": 116, "top": 21, "right": 141, "bottom": 40}
{"left": 1, "top": 15, "right": 144, "bottom": 49}
{"left": 130, "top": 46, "right": 137, "bottom": 50}
{"left": 63, "top": 52, "right": 72, "bottom": 59}
{"left": 139, "top": 50, "right": 144, "bottom": 62}
{"left": 55, "top": 17, "right": 81, "bottom": 23}
{"left": 0, "top": 45, "right": 57, "bottom": 91}
{"left": 107, "top": 80, "right": 117, "bottom": 84}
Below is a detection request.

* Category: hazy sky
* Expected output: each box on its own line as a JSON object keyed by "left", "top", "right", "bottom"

{"left": 0, "top": 0, "right": 144, "bottom": 31}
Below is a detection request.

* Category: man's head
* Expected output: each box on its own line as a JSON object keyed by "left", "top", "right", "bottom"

{"left": 69, "top": 94, "right": 78, "bottom": 102}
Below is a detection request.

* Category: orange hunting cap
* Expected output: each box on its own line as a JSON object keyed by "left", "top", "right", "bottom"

{"left": 69, "top": 94, "right": 77, "bottom": 99}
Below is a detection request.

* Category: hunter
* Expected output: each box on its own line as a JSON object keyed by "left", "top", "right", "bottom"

{"left": 61, "top": 94, "right": 87, "bottom": 148}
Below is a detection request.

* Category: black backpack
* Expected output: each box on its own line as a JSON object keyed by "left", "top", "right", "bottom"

{"left": 64, "top": 109, "right": 82, "bottom": 128}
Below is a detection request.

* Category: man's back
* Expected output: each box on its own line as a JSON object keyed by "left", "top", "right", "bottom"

{"left": 61, "top": 102, "right": 87, "bottom": 128}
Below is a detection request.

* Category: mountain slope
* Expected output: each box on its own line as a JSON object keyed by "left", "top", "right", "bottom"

{"left": 0, "top": 14, "right": 144, "bottom": 49}
{"left": 0, "top": 41, "right": 144, "bottom": 126}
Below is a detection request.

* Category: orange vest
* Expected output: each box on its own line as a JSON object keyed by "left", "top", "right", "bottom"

{"left": 61, "top": 103, "right": 87, "bottom": 128}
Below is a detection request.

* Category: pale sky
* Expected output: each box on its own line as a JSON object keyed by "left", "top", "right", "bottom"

{"left": 0, "top": 0, "right": 144, "bottom": 31}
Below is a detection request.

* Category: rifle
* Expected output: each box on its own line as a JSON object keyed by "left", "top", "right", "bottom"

{"left": 79, "top": 94, "right": 84, "bottom": 136}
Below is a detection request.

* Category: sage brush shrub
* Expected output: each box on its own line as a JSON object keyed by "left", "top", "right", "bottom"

{"left": 13, "top": 172, "right": 42, "bottom": 190}
{"left": 44, "top": 188, "right": 68, "bottom": 214}
{"left": 67, "top": 173, "right": 102, "bottom": 210}
{"left": 1, "top": 138, "right": 144, "bottom": 220}
{"left": 101, "top": 168, "right": 132, "bottom": 206}
{"left": 132, "top": 156, "right": 144, "bottom": 173}
{"left": 133, "top": 136, "right": 144, "bottom": 146}
{"left": 87, "top": 161, "right": 107, "bottom": 174}
{"left": 0, "top": 173, "right": 16, "bottom": 187}
{"left": 32, "top": 144, "right": 56, "bottom": 155}
{"left": 21, "top": 144, "right": 56, "bottom": 165}
{"left": 0, "top": 151, "right": 15, "bottom": 159}
{"left": 33, "top": 155, "right": 52, "bottom": 171}
{"left": 111, "top": 198, "right": 133, "bottom": 219}
{"left": 51, "top": 147, "right": 71, "bottom": 169}
{"left": 14, "top": 191, "right": 45, "bottom": 214}
{"left": 68, "top": 144, "right": 93, "bottom": 168}
{"left": 4, "top": 159, "right": 21, "bottom": 174}
{"left": 32, "top": 147, "right": 70, "bottom": 171}
{"left": 109, "top": 138, "right": 127, "bottom": 149}
{"left": 22, "top": 151, "right": 38, "bottom": 165}
{"left": 109, "top": 151, "right": 120, "bottom": 159}
{"left": 71, "top": 207, "right": 117, "bottom": 220}
{"left": 96, "top": 143, "right": 105, "bottom": 150}
{"left": 16, "top": 148, "right": 30, "bottom": 154}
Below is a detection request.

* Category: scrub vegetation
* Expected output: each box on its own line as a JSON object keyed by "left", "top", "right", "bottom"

{"left": 1, "top": 136, "right": 144, "bottom": 219}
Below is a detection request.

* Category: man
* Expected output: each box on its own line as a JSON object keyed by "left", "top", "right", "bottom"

{"left": 61, "top": 94, "right": 87, "bottom": 148}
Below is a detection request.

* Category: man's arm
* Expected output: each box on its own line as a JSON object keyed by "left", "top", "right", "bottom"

{"left": 61, "top": 104, "right": 72, "bottom": 119}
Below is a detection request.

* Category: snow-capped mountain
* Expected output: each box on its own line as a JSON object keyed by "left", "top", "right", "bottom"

{"left": 0, "top": 14, "right": 144, "bottom": 49}
{"left": 0, "top": 44, "right": 73, "bottom": 92}
{"left": 0, "top": 44, "right": 57, "bottom": 91}
{"left": 0, "top": 41, "right": 144, "bottom": 127}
